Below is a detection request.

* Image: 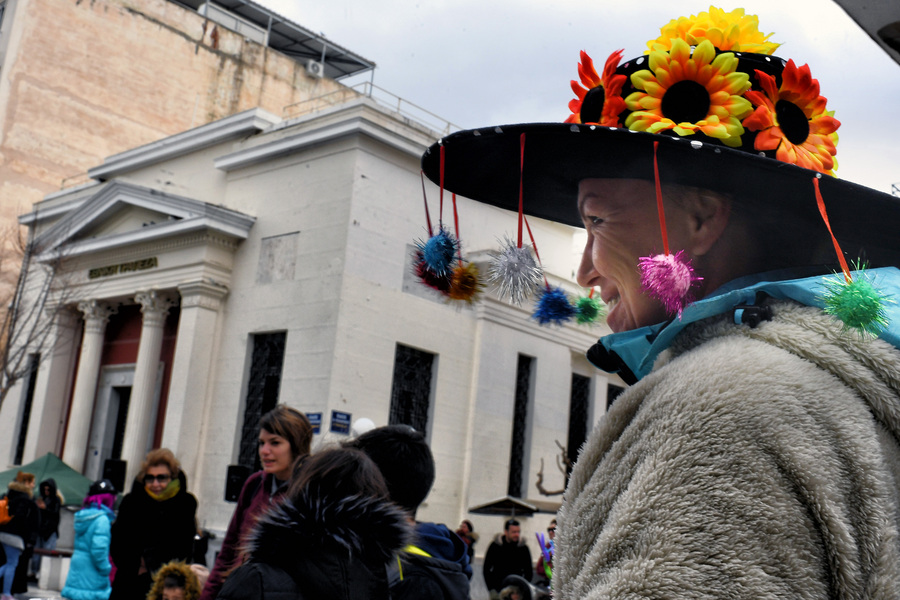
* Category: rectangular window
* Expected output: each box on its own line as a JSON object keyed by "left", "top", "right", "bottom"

{"left": 607, "top": 383, "right": 625, "bottom": 411}
{"left": 508, "top": 354, "right": 534, "bottom": 498}
{"left": 13, "top": 353, "right": 40, "bottom": 464}
{"left": 388, "top": 344, "right": 435, "bottom": 435}
{"left": 567, "top": 373, "right": 591, "bottom": 474}
{"left": 238, "top": 332, "right": 287, "bottom": 469}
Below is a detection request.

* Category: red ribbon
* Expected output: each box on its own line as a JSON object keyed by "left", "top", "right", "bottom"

{"left": 813, "top": 176, "right": 851, "bottom": 283}
{"left": 518, "top": 133, "right": 526, "bottom": 249}
{"left": 653, "top": 141, "right": 670, "bottom": 256}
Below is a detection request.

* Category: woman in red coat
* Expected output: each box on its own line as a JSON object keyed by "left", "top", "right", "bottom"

{"left": 199, "top": 405, "right": 312, "bottom": 600}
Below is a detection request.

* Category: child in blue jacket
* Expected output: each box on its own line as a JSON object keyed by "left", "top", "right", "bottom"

{"left": 62, "top": 480, "right": 117, "bottom": 600}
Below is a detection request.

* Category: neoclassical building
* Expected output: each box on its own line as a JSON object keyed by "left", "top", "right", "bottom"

{"left": 2, "top": 97, "right": 624, "bottom": 553}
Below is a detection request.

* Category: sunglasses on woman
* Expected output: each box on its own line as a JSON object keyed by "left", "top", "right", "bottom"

{"left": 144, "top": 474, "right": 172, "bottom": 484}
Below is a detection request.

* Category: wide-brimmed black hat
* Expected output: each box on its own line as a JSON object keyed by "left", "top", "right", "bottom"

{"left": 420, "top": 8, "right": 900, "bottom": 268}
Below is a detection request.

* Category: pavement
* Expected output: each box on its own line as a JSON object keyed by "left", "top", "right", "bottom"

{"left": 14, "top": 582, "right": 65, "bottom": 599}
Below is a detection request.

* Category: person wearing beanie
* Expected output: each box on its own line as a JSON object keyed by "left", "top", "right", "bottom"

{"left": 61, "top": 480, "right": 118, "bottom": 600}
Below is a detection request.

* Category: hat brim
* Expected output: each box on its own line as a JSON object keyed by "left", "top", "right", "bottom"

{"left": 421, "top": 123, "right": 900, "bottom": 267}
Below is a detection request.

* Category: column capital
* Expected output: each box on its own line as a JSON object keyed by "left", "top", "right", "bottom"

{"left": 134, "top": 290, "right": 178, "bottom": 328}
{"left": 76, "top": 300, "right": 118, "bottom": 334}
{"left": 177, "top": 280, "right": 229, "bottom": 311}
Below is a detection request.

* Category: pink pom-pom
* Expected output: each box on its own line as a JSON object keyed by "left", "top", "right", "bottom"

{"left": 639, "top": 250, "right": 702, "bottom": 316}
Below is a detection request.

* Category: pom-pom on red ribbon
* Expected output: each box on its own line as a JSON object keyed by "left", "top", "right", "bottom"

{"left": 533, "top": 286, "right": 577, "bottom": 326}
{"left": 639, "top": 251, "right": 702, "bottom": 317}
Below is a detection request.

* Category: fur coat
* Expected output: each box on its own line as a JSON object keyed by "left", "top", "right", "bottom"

{"left": 555, "top": 300, "right": 900, "bottom": 599}
{"left": 216, "top": 490, "right": 412, "bottom": 600}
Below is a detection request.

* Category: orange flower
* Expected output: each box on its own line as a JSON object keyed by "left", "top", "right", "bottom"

{"left": 624, "top": 39, "right": 752, "bottom": 146}
{"left": 565, "top": 50, "right": 627, "bottom": 126}
{"left": 743, "top": 60, "right": 840, "bottom": 174}
{"left": 647, "top": 7, "right": 780, "bottom": 55}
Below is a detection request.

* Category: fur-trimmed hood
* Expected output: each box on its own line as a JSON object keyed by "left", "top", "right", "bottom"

{"left": 146, "top": 561, "right": 201, "bottom": 600}
{"left": 7, "top": 480, "right": 34, "bottom": 498}
{"left": 245, "top": 491, "right": 413, "bottom": 567}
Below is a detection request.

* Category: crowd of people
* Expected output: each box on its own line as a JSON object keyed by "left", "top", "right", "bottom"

{"left": 4, "top": 407, "right": 552, "bottom": 600}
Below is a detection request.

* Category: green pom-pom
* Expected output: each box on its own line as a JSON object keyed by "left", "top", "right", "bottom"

{"left": 575, "top": 295, "right": 605, "bottom": 325}
{"left": 823, "top": 275, "right": 890, "bottom": 336}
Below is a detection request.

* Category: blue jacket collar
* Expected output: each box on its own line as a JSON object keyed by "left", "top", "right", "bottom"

{"left": 588, "top": 267, "right": 900, "bottom": 383}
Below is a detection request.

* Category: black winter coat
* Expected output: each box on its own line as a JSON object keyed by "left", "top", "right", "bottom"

{"left": 482, "top": 535, "right": 533, "bottom": 593}
{"left": 109, "top": 471, "right": 198, "bottom": 600}
{"left": 0, "top": 482, "right": 40, "bottom": 546}
{"left": 217, "top": 491, "right": 412, "bottom": 600}
{"left": 37, "top": 478, "right": 62, "bottom": 541}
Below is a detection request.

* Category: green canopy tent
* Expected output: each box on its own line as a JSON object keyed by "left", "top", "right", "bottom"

{"left": 0, "top": 452, "right": 92, "bottom": 506}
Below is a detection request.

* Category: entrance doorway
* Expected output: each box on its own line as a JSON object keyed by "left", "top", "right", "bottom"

{"left": 86, "top": 365, "right": 134, "bottom": 482}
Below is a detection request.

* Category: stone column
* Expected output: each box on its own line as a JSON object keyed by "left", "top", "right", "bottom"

{"left": 161, "top": 280, "right": 228, "bottom": 480}
{"left": 63, "top": 300, "right": 117, "bottom": 473}
{"left": 120, "top": 290, "right": 176, "bottom": 485}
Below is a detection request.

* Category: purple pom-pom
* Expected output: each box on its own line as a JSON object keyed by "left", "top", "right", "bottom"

{"left": 533, "top": 286, "right": 576, "bottom": 326}
{"left": 638, "top": 250, "right": 702, "bottom": 316}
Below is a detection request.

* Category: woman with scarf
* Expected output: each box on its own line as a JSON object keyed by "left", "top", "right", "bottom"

{"left": 199, "top": 405, "right": 313, "bottom": 600}
{"left": 110, "top": 449, "right": 198, "bottom": 600}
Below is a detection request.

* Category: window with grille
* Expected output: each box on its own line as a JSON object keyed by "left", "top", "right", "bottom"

{"left": 13, "top": 353, "right": 40, "bottom": 464}
{"left": 388, "top": 344, "right": 435, "bottom": 435}
{"left": 508, "top": 354, "right": 533, "bottom": 498}
{"left": 238, "top": 332, "right": 287, "bottom": 469}
{"left": 567, "top": 373, "right": 591, "bottom": 473}
{"left": 607, "top": 383, "right": 625, "bottom": 410}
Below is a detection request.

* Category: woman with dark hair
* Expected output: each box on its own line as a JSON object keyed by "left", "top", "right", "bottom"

{"left": 200, "top": 405, "right": 313, "bottom": 600}
{"left": 216, "top": 447, "right": 413, "bottom": 600}
{"left": 61, "top": 479, "right": 117, "bottom": 600}
{"left": 109, "top": 449, "right": 198, "bottom": 600}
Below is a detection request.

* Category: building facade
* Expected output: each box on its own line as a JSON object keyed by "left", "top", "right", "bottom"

{"left": 0, "top": 0, "right": 370, "bottom": 310}
{"left": 2, "top": 97, "right": 624, "bottom": 552}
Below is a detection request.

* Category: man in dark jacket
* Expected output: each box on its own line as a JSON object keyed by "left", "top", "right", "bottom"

{"left": 483, "top": 519, "right": 532, "bottom": 598}
{"left": 346, "top": 425, "right": 471, "bottom": 600}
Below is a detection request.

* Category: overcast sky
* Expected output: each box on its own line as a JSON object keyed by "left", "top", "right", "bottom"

{"left": 257, "top": 0, "right": 900, "bottom": 196}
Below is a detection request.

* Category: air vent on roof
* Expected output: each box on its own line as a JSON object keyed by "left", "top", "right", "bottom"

{"left": 306, "top": 60, "right": 325, "bottom": 78}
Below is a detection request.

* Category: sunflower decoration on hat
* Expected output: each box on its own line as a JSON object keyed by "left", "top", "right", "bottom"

{"left": 561, "top": 6, "right": 884, "bottom": 331}
{"left": 419, "top": 6, "right": 894, "bottom": 335}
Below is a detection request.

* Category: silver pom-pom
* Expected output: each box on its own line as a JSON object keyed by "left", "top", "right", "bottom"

{"left": 489, "top": 237, "right": 543, "bottom": 305}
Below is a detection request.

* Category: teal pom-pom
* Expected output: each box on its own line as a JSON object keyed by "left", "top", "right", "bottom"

{"left": 823, "top": 274, "right": 890, "bottom": 336}
{"left": 575, "top": 295, "right": 605, "bottom": 325}
{"left": 417, "top": 226, "right": 459, "bottom": 277}
{"left": 533, "top": 286, "right": 576, "bottom": 326}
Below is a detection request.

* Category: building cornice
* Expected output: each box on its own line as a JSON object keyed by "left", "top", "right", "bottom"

{"left": 88, "top": 108, "right": 280, "bottom": 181}
{"left": 213, "top": 103, "right": 431, "bottom": 171}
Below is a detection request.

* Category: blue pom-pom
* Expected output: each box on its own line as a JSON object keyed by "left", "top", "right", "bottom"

{"left": 533, "top": 286, "right": 576, "bottom": 326}
{"left": 418, "top": 227, "right": 459, "bottom": 277}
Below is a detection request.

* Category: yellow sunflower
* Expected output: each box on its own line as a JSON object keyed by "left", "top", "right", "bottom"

{"left": 743, "top": 59, "right": 840, "bottom": 175}
{"left": 647, "top": 7, "right": 781, "bottom": 55}
{"left": 624, "top": 38, "right": 752, "bottom": 146}
{"left": 565, "top": 50, "right": 627, "bottom": 126}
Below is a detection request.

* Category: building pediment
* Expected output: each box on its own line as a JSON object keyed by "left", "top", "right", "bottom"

{"left": 34, "top": 181, "right": 255, "bottom": 259}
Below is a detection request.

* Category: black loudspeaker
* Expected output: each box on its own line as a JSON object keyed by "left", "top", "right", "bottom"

{"left": 103, "top": 459, "right": 127, "bottom": 494}
{"left": 225, "top": 465, "right": 252, "bottom": 502}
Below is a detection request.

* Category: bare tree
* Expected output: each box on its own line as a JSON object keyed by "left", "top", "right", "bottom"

{"left": 0, "top": 222, "right": 73, "bottom": 410}
{"left": 535, "top": 439, "right": 573, "bottom": 496}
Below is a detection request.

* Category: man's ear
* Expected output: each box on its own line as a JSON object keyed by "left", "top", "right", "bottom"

{"left": 686, "top": 191, "right": 731, "bottom": 256}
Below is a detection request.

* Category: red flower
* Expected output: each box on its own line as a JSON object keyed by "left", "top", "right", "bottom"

{"left": 743, "top": 59, "right": 840, "bottom": 174}
{"left": 565, "top": 50, "right": 627, "bottom": 127}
